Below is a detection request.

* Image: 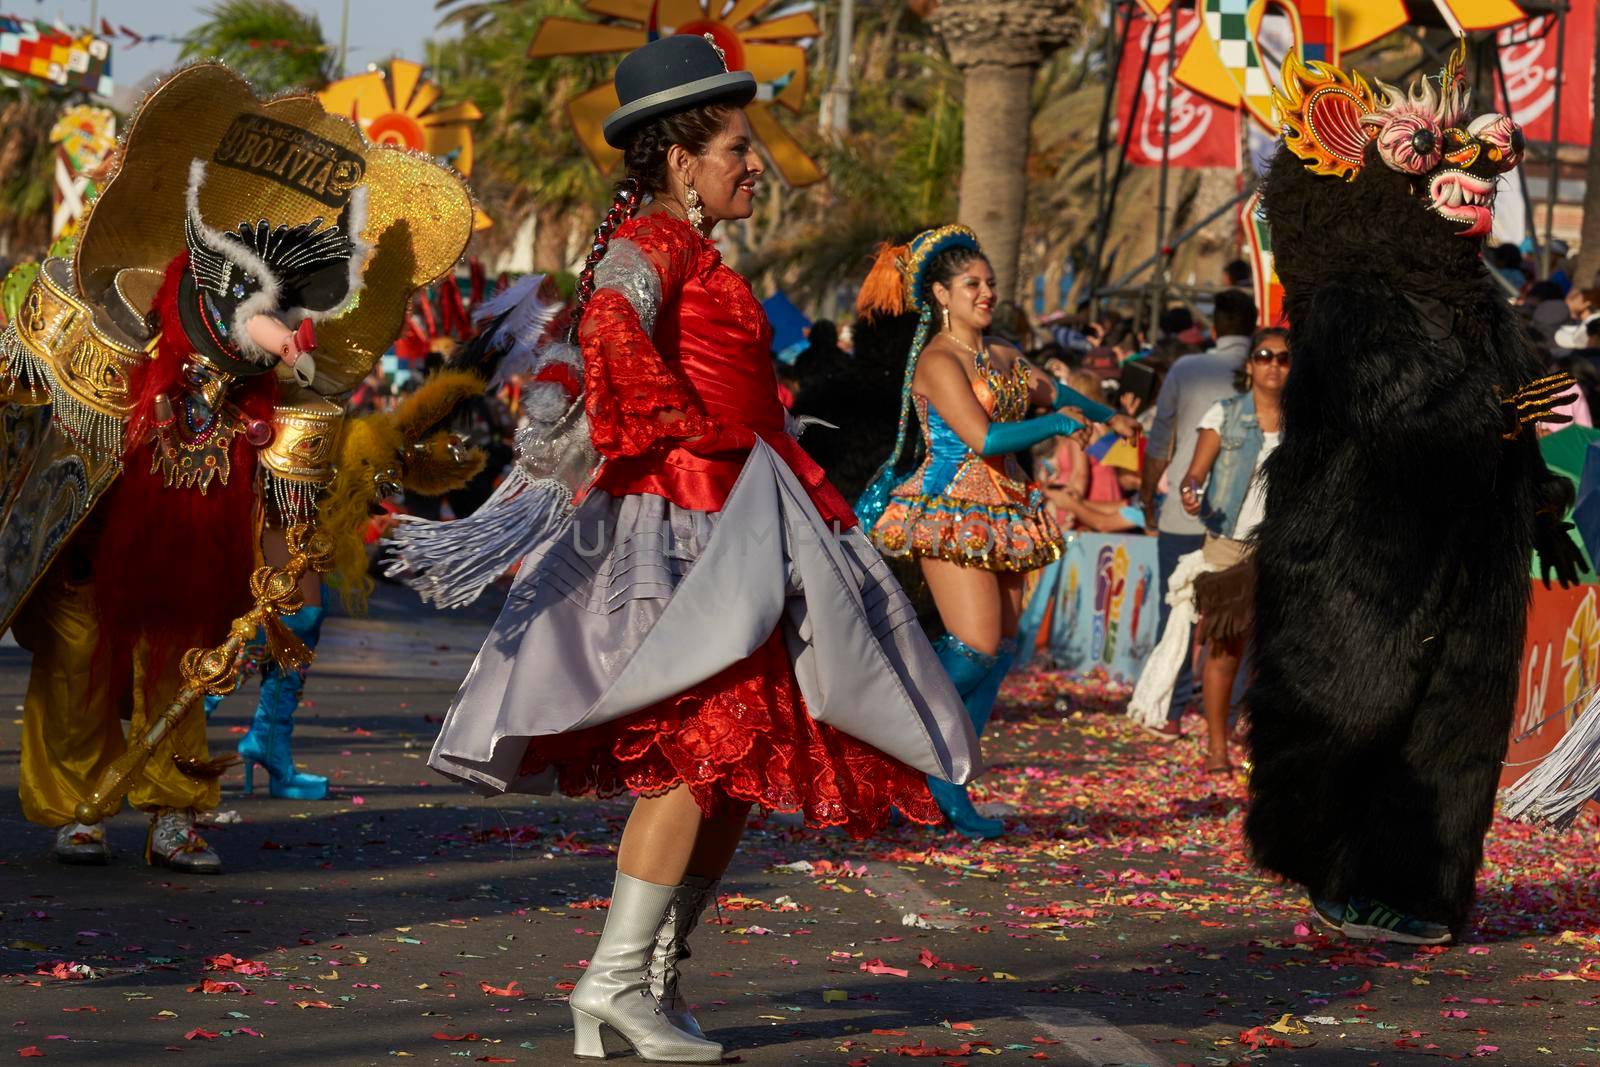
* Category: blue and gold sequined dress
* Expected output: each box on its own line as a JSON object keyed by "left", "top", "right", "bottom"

{"left": 870, "top": 349, "right": 1064, "bottom": 572}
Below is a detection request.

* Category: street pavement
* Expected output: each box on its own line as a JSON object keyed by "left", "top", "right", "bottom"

{"left": 2, "top": 582, "right": 1599, "bottom": 1066}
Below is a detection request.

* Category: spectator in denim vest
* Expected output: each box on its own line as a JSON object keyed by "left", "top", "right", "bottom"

{"left": 1178, "top": 327, "right": 1290, "bottom": 773}
{"left": 1140, "top": 288, "right": 1258, "bottom": 737}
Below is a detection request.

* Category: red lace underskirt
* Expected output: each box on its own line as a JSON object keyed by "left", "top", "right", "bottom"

{"left": 517, "top": 631, "right": 939, "bottom": 838}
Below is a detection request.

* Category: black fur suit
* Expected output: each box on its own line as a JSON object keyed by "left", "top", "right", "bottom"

{"left": 1244, "top": 123, "right": 1582, "bottom": 933}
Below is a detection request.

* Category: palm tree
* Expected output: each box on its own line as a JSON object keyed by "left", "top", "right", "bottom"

{"left": 428, "top": 1, "right": 613, "bottom": 269}
{"left": 929, "top": 0, "right": 1085, "bottom": 304}
{"left": 179, "top": 0, "right": 336, "bottom": 94}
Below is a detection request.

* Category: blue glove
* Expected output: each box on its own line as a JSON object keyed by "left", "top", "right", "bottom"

{"left": 980, "top": 412, "right": 1082, "bottom": 456}
{"left": 1052, "top": 380, "right": 1116, "bottom": 424}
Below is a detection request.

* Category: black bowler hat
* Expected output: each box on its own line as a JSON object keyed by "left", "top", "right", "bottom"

{"left": 602, "top": 34, "right": 757, "bottom": 149}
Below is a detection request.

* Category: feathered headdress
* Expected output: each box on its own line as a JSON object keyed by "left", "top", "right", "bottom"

{"left": 857, "top": 243, "right": 909, "bottom": 320}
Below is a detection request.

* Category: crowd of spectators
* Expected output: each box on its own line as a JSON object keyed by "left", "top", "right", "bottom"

{"left": 266, "top": 239, "right": 1599, "bottom": 591}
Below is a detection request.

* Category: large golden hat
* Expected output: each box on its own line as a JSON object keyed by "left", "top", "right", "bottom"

{"left": 75, "top": 63, "right": 474, "bottom": 393}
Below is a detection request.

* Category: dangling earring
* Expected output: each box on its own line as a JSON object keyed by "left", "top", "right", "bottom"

{"left": 685, "top": 184, "right": 705, "bottom": 230}
{"left": 941, "top": 305, "right": 951, "bottom": 333}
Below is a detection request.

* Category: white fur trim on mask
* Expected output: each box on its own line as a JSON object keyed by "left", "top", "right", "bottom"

{"left": 279, "top": 184, "right": 370, "bottom": 327}
{"left": 327, "top": 182, "right": 372, "bottom": 320}
{"left": 186, "top": 159, "right": 282, "bottom": 366}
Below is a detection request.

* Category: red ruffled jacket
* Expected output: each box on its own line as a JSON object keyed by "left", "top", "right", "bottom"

{"left": 579, "top": 213, "right": 855, "bottom": 529}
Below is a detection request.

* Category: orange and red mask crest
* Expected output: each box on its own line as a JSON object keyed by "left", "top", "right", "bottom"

{"left": 1273, "top": 39, "right": 1523, "bottom": 239}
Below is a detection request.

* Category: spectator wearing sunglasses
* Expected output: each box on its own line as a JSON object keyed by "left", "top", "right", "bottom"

{"left": 1140, "top": 288, "right": 1259, "bottom": 737}
{"left": 1177, "top": 327, "right": 1290, "bottom": 773}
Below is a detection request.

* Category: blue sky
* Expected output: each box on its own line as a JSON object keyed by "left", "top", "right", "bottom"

{"left": 32, "top": 0, "right": 459, "bottom": 101}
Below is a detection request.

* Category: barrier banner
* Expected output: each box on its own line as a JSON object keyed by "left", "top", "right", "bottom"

{"left": 1019, "top": 532, "right": 1162, "bottom": 685}
{"left": 1508, "top": 582, "right": 1600, "bottom": 792}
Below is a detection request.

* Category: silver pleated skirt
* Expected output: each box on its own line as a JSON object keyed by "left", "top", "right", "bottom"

{"left": 428, "top": 439, "right": 980, "bottom": 794}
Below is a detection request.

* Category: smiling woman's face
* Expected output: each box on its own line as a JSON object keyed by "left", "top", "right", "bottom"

{"left": 689, "top": 109, "right": 764, "bottom": 225}
{"left": 934, "top": 257, "right": 997, "bottom": 334}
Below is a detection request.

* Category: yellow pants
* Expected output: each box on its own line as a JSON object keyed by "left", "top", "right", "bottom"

{"left": 13, "top": 571, "right": 218, "bottom": 827}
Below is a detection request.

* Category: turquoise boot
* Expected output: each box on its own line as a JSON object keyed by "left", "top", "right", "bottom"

{"left": 237, "top": 605, "right": 329, "bottom": 800}
{"left": 927, "top": 635, "right": 1009, "bottom": 840}
{"left": 965, "top": 639, "right": 1017, "bottom": 737}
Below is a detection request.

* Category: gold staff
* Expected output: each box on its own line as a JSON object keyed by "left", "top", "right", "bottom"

{"left": 73, "top": 523, "right": 335, "bottom": 825}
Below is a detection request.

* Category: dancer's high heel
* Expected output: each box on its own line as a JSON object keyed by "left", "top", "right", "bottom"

{"left": 569, "top": 872, "right": 724, "bottom": 1063}
{"left": 236, "top": 605, "right": 328, "bottom": 800}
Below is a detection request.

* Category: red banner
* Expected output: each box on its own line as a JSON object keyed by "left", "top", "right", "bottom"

{"left": 1495, "top": 3, "right": 1595, "bottom": 148}
{"left": 1116, "top": 7, "right": 1239, "bottom": 169}
{"left": 1507, "top": 582, "right": 1600, "bottom": 795}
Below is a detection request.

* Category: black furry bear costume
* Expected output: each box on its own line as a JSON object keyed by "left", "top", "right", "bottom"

{"left": 1244, "top": 54, "right": 1585, "bottom": 935}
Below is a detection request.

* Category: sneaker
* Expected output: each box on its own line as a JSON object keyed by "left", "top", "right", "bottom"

{"left": 1309, "top": 896, "right": 1345, "bottom": 933}
{"left": 145, "top": 808, "right": 222, "bottom": 875}
{"left": 53, "top": 823, "right": 110, "bottom": 865}
{"left": 1340, "top": 898, "right": 1452, "bottom": 945}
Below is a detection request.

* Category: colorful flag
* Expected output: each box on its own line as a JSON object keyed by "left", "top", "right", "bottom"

{"left": 0, "top": 16, "right": 113, "bottom": 95}
{"left": 1240, "top": 191, "right": 1283, "bottom": 327}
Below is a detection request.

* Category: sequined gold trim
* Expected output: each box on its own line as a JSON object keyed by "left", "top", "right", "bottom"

{"left": 258, "top": 395, "right": 342, "bottom": 524}
{"left": 8, "top": 258, "right": 152, "bottom": 458}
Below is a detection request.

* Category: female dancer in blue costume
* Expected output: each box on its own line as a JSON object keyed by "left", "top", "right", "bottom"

{"left": 859, "top": 226, "right": 1139, "bottom": 837}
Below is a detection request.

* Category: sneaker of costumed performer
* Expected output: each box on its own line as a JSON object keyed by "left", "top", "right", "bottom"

{"left": 399, "top": 34, "right": 981, "bottom": 1064}
{"left": 857, "top": 227, "right": 1141, "bottom": 840}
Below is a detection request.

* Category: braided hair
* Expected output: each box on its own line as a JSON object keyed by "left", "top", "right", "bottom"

{"left": 570, "top": 179, "right": 643, "bottom": 342}
{"left": 855, "top": 234, "right": 990, "bottom": 528}
{"left": 569, "top": 104, "right": 738, "bottom": 342}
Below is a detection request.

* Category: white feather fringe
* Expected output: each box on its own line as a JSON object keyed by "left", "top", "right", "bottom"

{"left": 383, "top": 466, "right": 574, "bottom": 609}
{"left": 385, "top": 398, "right": 599, "bottom": 608}
{"left": 1502, "top": 691, "right": 1600, "bottom": 830}
{"left": 474, "top": 273, "right": 566, "bottom": 389}
{"left": 388, "top": 275, "right": 592, "bottom": 607}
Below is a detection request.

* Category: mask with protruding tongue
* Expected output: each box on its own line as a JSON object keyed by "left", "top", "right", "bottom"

{"left": 1359, "top": 47, "right": 1522, "bottom": 241}
{"left": 1275, "top": 40, "right": 1523, "bottom": 244}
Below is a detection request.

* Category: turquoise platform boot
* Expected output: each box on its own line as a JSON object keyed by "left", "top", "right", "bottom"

{"left": 237, "top": 605, "right": 329, "bottom": 800}
{"left": 927, "top": 635, "right": 1014, "bottom": 840}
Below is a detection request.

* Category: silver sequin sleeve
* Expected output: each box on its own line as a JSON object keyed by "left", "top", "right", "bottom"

{"left": 591, "top": 237, "right": 662, "bottom": 336}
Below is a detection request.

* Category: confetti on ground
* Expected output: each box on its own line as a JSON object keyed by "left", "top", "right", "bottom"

{"left": 2, "top": 636, "right": 1596, "bottom": 1064}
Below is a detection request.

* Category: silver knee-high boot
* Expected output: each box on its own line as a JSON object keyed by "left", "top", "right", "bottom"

{"left": 570, "top": 872, "right": 725, "bottom": 1063}
{"left": 651, "top": 876, "right": 719, "bottom": 1038}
